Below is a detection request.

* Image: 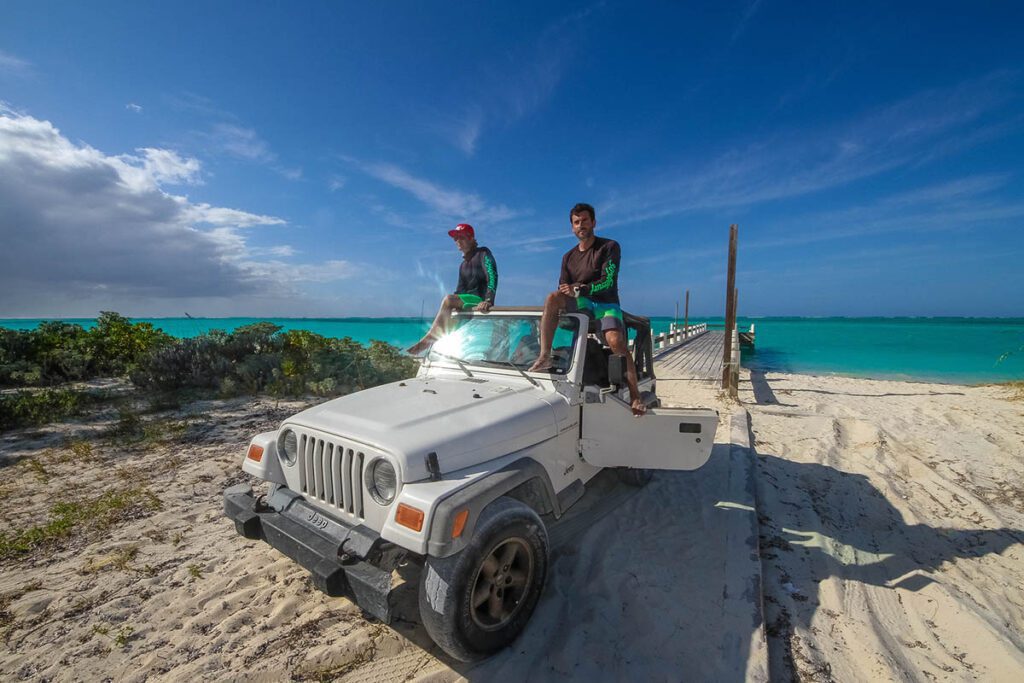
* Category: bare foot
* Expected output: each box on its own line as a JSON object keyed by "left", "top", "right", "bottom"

{"left": 527, "top": 355, "right": 554, "bottom": 372}
{"left": 630, "top": 398, "right": 647, "bottom": 417}
{"left": 406, "top": 340, "right": 430, "bottom": 355}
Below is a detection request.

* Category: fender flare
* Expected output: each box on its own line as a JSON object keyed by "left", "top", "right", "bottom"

{"left": 425, "top": 457, "right": 559, "bottom": 558}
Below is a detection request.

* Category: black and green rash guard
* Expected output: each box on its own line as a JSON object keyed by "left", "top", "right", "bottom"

{"left": 455, "top": 245, "right": 498, "bottom": 304}
{"left": 560, "top": 236, "right": 621, "bottom": 304}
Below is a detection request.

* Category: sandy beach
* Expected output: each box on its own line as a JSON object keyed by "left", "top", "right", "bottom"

{"left": 1, "top": 370, "right": 1022, "bottom": 681}
{"left": 740, "top": 372, "right": 1024, "bottom": 681}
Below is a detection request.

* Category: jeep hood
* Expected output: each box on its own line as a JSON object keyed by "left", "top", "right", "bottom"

{"left": 284, "top": 376, "right": 566, "bottom": 481}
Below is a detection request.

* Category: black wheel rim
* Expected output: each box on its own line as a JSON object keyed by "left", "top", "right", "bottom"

{"left": 469, "top": 537, "right": 534, "bottom": 631}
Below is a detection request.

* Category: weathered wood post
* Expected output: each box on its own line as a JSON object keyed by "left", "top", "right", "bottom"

{"left": 684, "top": 289, "right": 690, "bottom": 336}
{"left": 722, "top": 225, "right": 738, "bottom": 396}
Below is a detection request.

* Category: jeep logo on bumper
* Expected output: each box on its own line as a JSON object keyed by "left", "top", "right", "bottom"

{"left": 306, "top": 510, "right": 329, "bottom": 530}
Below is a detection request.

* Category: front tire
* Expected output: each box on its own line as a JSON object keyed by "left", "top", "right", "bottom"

{"left": 418, "top": 497, "right": 548, "bottom": 661}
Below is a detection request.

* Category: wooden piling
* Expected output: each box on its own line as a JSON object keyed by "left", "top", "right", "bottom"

{"left": 684, "top": 289, "right": 690, "bottom": 335}
{"left": 722, "top": 225, "right": 738, "bottom": 396}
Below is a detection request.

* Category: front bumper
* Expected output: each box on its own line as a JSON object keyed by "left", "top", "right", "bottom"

{"left": 223, "top": 483, "right": 395, "bottom": 623}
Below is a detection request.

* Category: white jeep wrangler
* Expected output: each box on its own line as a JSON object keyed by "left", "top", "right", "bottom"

{"left": 224, "top": 307, "right": 718, "bottom": 661}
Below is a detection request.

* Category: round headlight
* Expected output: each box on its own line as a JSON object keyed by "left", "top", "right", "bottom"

{"left": 368, "top": 459, "right": 397, "bottom": 505}
{"left": 278, "top": 429, "right": 298, "bottom": 466}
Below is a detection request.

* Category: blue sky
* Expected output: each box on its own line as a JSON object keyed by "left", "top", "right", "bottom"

{"left": 1, "top": 1, "right": 1022, "bottom": 318}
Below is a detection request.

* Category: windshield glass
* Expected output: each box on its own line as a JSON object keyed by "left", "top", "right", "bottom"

{"left": 429, "top": 314, "right": 580, "bottom": 374}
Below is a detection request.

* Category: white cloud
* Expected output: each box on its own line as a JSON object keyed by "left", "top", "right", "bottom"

{"left": 455, "top": 112, "right": 482, "bottom": 156}
{"left": 166, "top": 91, "right": 238, "bottom": 121}
{"left": 430, "top": 6, "right": 597, "bottom": 154}
{"left": 631, "top": 174, "right": 1024, "bottom": 266}
{"left": 433, "top": 106, "right": 483, "bottom": 156}
{"left": 126, "top": 103, "right": 143, "bottom": 113}
{"left": 211, "top": 123, "right": 275, "bottom": 162}
{"left": 0, "top": 50, "right": 31, "bottom": 77}
{"left": 127, "top": 148, "right": 202, "bottom": 186}
{"left": 356, "top": 160, "right": 518, "bottom": 222}
{"left": 179, "top": 201, "right": 283, "bottom": 228}
{"left": 328, "top": 174, "right": 347, "bottom": 192}
{"left": 602, "top": 71, "right": 1021, "bottom": 227}
{"left": 167, "top": 94, "right": 300, "bottom": 181}
{"left": 0, "top": 110, "right": 300, "bottom": 315}
{"left": 208, "top": 121, "right": 301, "bottom": 181}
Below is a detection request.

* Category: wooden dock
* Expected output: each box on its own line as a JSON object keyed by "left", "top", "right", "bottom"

{"left": 653, "top": 328, "right": 737, "bottom": 384}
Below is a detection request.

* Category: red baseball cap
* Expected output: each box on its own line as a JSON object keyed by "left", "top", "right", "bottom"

{"left": 448, "top": 223, "right": 475, "bottom": 239}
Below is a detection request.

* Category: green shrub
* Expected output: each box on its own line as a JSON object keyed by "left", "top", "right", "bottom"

{"left": 0, "top": 313, "right": 172, "bottom": 387}
{"left": 0, "top": 389, "right": 100, "bottom": 431}
{"left": 90, "top": 311, "right": 173, "bottom": 376}
{"left": 132, "top": 325, "right": 417, "bottom": 398}
{"left": 367, "top": 340, "right": 419, "bottom": 383}
{"left": 3, "top": 314, "right": 418, "bottom": 403}
{"left": 32, "top": 321, "right": 94, "bottom": 381}
{"left": 129, "top": 334, "right": 233, "bottom": 391}
{"left": 0, "top": 329, "right": 40, "bottom": 385}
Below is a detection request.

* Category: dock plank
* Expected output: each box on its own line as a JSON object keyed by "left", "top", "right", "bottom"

{"left": 653, "top": 330, "right": 726, "bottom": 383}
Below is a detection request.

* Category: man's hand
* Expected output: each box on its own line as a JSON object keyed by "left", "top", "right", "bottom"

{"left": 474, "top": 301, "right": 493, "bottom": 312}
{"left": 630, "top": 397, "right": 647, "bottom": 417}
{"left": 558, "top": 283, "right": 584, "bottom": 297}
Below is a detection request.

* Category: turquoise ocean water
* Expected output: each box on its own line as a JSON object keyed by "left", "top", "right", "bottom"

{"left": 2, "top": 316, "right": 1022, "bottom": 385}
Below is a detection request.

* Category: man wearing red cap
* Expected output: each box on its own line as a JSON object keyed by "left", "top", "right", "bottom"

{"left": 407, "top": 223, "right": 498, "bottom": 355}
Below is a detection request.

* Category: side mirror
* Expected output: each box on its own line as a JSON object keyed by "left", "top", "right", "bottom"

{"left": 607, "top": 354, "right": 626, "bottom": 387}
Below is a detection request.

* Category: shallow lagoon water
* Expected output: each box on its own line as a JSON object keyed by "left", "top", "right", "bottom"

{"left": 3, "top": 316, "right": 1022, "bottom": 385}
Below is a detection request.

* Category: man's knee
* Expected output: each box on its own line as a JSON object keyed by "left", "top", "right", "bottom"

{"left": 603, "top": 327, "right": 628, "bottom": 354}
{"left": 544, "top": 291, "right": 568, "bottom": 309}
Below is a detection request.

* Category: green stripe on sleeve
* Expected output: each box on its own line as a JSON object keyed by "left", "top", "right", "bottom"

{"left": 589, "top": 261, "right": 617, "bottom": 294}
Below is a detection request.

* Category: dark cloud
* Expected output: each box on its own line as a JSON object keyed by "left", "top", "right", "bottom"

{"left": 0, "top": 110, "right": 287, "bottom": 316}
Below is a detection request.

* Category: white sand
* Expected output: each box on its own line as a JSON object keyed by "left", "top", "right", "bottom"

{"left": 1, "top": 372, "right": 1021, "bottom": 681}
{"left": 741, "top": 371, "right": 1024, "bottom": 682}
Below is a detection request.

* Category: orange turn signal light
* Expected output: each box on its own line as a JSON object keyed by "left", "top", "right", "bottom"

{"left": 246, "top": 444, "right": 264, "bottom": 463}
{"left": 451, "top": 509, "right": 469, "bottom": 538}
{"left": 395, "top": 504, "right": 424, "bottom": 532}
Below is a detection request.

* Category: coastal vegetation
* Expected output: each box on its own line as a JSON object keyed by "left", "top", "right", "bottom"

{"left": 0, "top": 486, "right": 161, "bottom": 561}
{"left": 0, "top": 313, "right": 418, "bottom": 431}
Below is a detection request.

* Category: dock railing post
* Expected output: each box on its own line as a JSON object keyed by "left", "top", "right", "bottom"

{"left": 722, "top": 224, "right": 738, "bottom": 397}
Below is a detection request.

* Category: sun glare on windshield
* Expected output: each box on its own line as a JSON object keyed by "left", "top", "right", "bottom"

{"left": 429, "top": 314, "right": 580, "bottom": 372}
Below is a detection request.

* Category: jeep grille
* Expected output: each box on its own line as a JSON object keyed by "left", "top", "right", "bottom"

{"left": 296, "top": 432, "right": 367, "bottom": 520}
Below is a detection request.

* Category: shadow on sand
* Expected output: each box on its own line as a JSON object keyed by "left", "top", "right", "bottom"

{"left": 747, "top": 426, "right": 1022, "bottom": 678}
{"left": 384, "top": 444, "right": 765, "bottom": 681}
{"left": 352, "top": 410, "right": 1020, "bottom": 680}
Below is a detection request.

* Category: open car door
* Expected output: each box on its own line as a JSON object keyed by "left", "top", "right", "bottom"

{"left": 578, "top": 310, "right": 718, "bottom": 470}
{"left": 579, "top": 393, "right": 718, "bottom": 470}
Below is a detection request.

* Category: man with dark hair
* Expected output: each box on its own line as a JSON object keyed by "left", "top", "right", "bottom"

{"left": 407, "top": 223, "right": 498, "bottom": 355}
{"left": 528, "top": 203, "right": 645, "bottom": 416}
